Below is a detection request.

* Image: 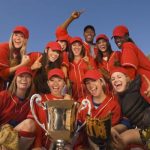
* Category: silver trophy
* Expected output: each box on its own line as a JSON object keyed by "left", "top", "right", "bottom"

{"left": 30, "top": 94, "right": 78, "bottom": 150}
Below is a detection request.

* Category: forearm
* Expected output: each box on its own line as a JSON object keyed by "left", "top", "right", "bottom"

{"left": 60, "top": 16, "right": 75, "bottom": 30}
{"left": 113, "top": 124, "right": 128, "bottom": 133}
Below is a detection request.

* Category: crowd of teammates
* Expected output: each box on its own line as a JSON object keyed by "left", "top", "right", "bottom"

{"left": 0, "top": 10, "right": 150, "bottom": 150}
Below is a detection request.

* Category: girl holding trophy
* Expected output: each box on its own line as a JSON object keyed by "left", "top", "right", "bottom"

{"left": 74, "top": 69, "right": 121, "bottom": 150}
{"left": 16, "top": 68, "right": 72, "bottom": 150}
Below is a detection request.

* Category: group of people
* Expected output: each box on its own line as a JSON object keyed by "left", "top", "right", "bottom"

{"left": 0, "top": 10, "right": 150, "bottom": 150}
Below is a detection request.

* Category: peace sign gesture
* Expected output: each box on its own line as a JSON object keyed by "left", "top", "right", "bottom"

{"left": 31, "top": 55, "right": 42, "bottom": 70}
{"left": 143, "top": 74, "right": 150, "bottom": 98}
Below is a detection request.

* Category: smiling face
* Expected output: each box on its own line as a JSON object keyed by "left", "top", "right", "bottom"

{"left": 46, "top": 48, "right": 60, "bottom": 62}
{"left": 16, "top": 73, "right": 32, "bottom": 90}
{"left": 114, "top": 36, "right": 127, "bottom": 49}
{"left": 85, "top": 78, "right": 105, "bottom": 97}
{"left": 47, "top": 76, "right": 65, "bottom": 97}
{"left": 96, "top": 39, "right": 108, "bottom": 53}
{"left": 111, "top": 72, "right": 130, "bottom": 93}
{"left": 12, "top": 32, "right": 26, "bottom": 49}
{"left": 71, "top": 41, "right": 83, "bottom": 57}
{"left": 84, "top": 28, "right": 95, "bottom": 44}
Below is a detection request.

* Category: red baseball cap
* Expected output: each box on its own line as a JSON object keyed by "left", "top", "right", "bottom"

{"left": 70, "top": 37, "right": 83, "bottom": 44}
{"left": 48, "top": 68, "right": 65, "bottom": 79}
{"left": 96, "top": 34, "right": 109, "bottom": 42}
{"left": 82, "top": 69, "right": 103, "bottom": 82}
{"left": 46, "top": 41, "right": 62, "bottom": 51}
{"left": 13, "top": 26, "right": 29, "bottom": 39}
{"left": 15, "top": 66, "right": 33, "bottom": 76}
{"left": 56, "top": 35, "right": 69, "bottom": 42}
{"left": 110, "top": 67, "right": 132, "bottom": 79}
{"left": 112, "top": 25, "right": 129, "bottom": 38}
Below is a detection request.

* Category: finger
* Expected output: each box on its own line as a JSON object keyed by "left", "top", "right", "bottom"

{"left": 143, "top": 74, "right": 150, "bottom": 85}
{"left": 36, "top": 55, "right": 42, "bottom": 62}
{"left": 78, "top": 9, "right": 85, "bottom": 15}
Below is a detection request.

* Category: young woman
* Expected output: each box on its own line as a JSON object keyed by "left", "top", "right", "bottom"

{"left": 31, "top": 41, "right": 66, "bottom": 94}
{"left": 14, "top": 68, "right": 72, "bottom": 150}
{"left": 0, "top": 66, "right": 34, "bottom": 150}
{"left": 0, "top": 26, "right": 30, "bottom": 91}
{"left": 95, "top": 34, "right": 121, "bottom": 81}
{"left": 74, "top": 69, "right": 121, "bottom": 149}
{"left": 112, "top": 25, "right": 150, "bottom": 102}
{"left": 55, "top": 10, "right": 97, "bottom": 58}
{"left": 110, "top": 67, "right": 150, "bottom": 150}
{"left": 68, "top": 37, "right": 97, "bottom": 101}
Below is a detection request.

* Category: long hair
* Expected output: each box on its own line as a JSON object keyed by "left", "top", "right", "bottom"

{"left": 9, "top": 33, "right": 28, "bottom": 67}
{"left": 34, "top": 50, "right": 62, "bottom": 94}
{"left": 68, "top": 44, "right": 85, "bottom": 62}
{"left": 8, "top": 75, "right": 34, "bottom": 99}
{"left": 95, "top": 41, "right": 113, "bottom": 64}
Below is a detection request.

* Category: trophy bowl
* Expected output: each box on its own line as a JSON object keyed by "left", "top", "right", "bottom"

{"left": 30, "top": 94, "right": 78, "bottom": 149}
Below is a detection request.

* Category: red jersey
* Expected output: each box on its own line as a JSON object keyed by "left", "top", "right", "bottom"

{"left": 75, "top": 94, "right": 121, "bottom": 149}
{"left": 0, "top": 90, "right": 30, "bottom": 126}
{"left": 77, "top": 94, "right": 121, "bottom": 126}
{"left": 97, "top": 51, "right": 121, "bottom": 73}
{"left": 0, "top": 43, "right": 40, "bottom": 91}
{"left": 69, "top": 57, "right": 96, "bottom": 101}
{"left": 121, "top": 42, "right": 150, "bottom": 103}
{"left": 27, "top": 93, "right": 64, "bottom": 149}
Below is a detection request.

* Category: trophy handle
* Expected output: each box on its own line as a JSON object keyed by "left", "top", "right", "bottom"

{"left": 81, "top": 98, "right": 91, "bottom": 115}
{"left": 30, "top": 94, "right": 49, "bottom": 135}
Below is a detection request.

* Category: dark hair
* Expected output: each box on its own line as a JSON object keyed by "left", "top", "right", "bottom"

{"left": 68, "top": 43, "right": 85, "bottom": 62}
{"left": 34, "top": 51, "right": 62, "bottom": 94}
{"left": 84, "top": 25, "right": 95, "bottom": 33}
{"left": 95, "top": 41, "right": 113, "bottom": 64}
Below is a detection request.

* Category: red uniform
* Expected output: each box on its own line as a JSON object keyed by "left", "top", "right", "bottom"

{"left": 75, "top": 94, "right": 121, "bottom": 149}
{"left": 56, "top": 26, "right": 97, "bottom": 58}
{"left": 97, "top": 51, "right": 121, "bottom": 73}
{"left": 121, "top": 42, "right": 150, "bottom": 103}
{"left": 0, "top": 90, "right": 30, "bottom": 126}
{"left": 27, "top": 93, "right": 64, "bottom": 149}
{"left": 0, "top": 43, "right": 40, "bottom": 91}
{"left": 69, "top": 57, "right": 96, "bottom": 101}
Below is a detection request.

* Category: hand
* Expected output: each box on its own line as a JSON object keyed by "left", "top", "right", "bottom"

{"left": 111, "top": 128, "right": 125, "bottom": 150}
{"left": 71, "top": 10, "right": 85, "bottom": 19}
{"left": 143, "top": 74, "right": 150, "bottom": 97}
{"left": 64, "top": 94, "right": 72, "bottom": 100}
{"left": 83, "top": 56, "right": 89, "bottom": 63}
{"left": 21, "top": 55, "right": 30, "bottom": 66}
{"left": 31, "top": 55, "right": 42, "bottom": 70}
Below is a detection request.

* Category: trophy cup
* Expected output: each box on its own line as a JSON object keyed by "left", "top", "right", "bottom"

{"left": 30, "top": 94, "right": 78, "bottom": 150}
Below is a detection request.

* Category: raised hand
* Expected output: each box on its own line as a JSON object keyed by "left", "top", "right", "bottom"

{"left": 71, "top": 9, "right": 85, "bottom": 19}
{"left": 21, "top": 55, "right": 30, "bottom": 66}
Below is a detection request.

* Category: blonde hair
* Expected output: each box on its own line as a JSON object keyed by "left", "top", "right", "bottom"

{"left": 99, "top": 78, "right": 107, "bottom": 93}
{"left": 9, "top": 33, "right": 28, "bottom": 67}
{"left": 8, "top": 75, "right": 34, "bottom": 99}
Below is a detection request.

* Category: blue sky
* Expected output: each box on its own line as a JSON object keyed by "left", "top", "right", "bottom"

{"left": 0, "top": 0, "right": 150, "bottom": 55}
